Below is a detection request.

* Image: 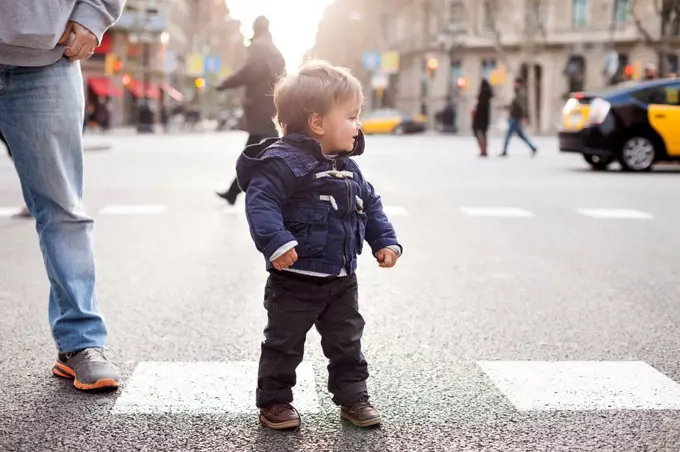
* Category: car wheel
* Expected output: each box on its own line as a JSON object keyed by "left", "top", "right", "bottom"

{"left": 619, "top": 136, "right": 656, "bottom": 172}
{"left": 583, "top": 154, "right": 612, "bottom": 171}
{"left": 394, "top": 124, "right": 405, "bottom": 135}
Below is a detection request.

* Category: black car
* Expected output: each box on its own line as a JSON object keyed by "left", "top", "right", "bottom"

{"left": 559, "top": 78, "right": 680, "bottom": 171}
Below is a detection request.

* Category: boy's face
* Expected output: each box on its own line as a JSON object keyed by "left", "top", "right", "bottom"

{"left": 313, "top": 98, "right": 363, "bottom": 154}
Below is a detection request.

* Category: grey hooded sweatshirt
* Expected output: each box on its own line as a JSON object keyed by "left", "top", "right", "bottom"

{"left": 0, "top": 1, "right": 125, "bottom": 67}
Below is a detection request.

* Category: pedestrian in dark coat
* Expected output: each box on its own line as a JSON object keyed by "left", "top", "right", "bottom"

{"left": 472, "top": 78, "right": 493, "bottom": 157}
{"left": 215, "top": 15, "right": 286, "bottom": 205}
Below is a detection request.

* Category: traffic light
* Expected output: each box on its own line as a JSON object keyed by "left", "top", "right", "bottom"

{"left": 624, "top": 65, "right": 634, "bottom": 78}
{"left": 426, "top": 57, "right": 438, "bottom": 80}
{"left": 105, "top": 54, "right": 122, "bottom": 76}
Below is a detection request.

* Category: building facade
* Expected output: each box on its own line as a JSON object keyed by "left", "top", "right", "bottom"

{"left": 81, "top": 0, "right": 246, "bottom": 127}
{"left": 313, "top": 0, "right": 680, "bottom": 135}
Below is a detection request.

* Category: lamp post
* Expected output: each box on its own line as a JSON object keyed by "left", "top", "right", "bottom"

{"left": 128, "top": 5, "right": 168, "bottom": 133}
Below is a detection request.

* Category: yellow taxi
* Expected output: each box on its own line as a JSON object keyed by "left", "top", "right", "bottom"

{"left": 559, "top": 78, "right": 680, "bottom": 171}
{"left": 361, "top": 108, "right": 427, "bottom": 135}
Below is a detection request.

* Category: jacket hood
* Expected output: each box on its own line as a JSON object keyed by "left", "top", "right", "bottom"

{"left": 235, "top": 130, "right": 365, "bottom": 191}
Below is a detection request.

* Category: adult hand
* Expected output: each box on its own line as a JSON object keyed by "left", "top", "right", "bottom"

{"left": 62, "top": 22, "right": 98, "bottom": 61}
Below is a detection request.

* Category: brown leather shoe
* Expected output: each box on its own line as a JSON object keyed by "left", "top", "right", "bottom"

{"left": 340, "top": 397, "right": 381, "bottom": 427}
{"left": 259, "top": 403, "right": 301, "bottom": 430}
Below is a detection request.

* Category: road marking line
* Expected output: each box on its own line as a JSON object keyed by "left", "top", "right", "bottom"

{"left": 111, "top": 361, "right": 321, "bottom": 415}
{"left": 478, "top": 361, "right": 680, "bottom": 411}
{"left": 99, "top": 205, "right": 167, "bottom": 215}
{"left": 0, "top": 207, "right": 22, "bottom": 217}
{"left": 461, "top": 207, "right": 534, "bottom": 218}
{"left": 577, "top": 209, "right": 654, "bottom": 219}
{"left": 225, "top": 205, "right": 408, "bottom": 216}
{"left": 383, "top": 206, "right": 408, "bottom": 216}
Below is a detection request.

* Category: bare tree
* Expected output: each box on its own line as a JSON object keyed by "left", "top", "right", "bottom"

{"left": 482, "top": 0, "right": 546, "bottom": 132}
{"left": 631, "top": 0, "right": 680, "bottom": 76}
{"left": 482, "top": 0, "right": 510, "bottom": 68}
{"left": 522, "top": 0, "right": 547, "bottom": 133}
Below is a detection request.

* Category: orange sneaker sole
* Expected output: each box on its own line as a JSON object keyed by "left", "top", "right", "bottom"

{"left": 52, "top": 361, "right": 120, "bottom": 391}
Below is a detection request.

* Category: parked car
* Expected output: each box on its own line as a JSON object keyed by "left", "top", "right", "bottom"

{"left": 559, "top": 78, "right": 680, "bottom": 171}
{"left": 361, "top": 109, "right": 427, "bottom": 135}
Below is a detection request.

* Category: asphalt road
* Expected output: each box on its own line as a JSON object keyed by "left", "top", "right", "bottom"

{"left": 1, "top": 131, "right": 680, "bottom": 451}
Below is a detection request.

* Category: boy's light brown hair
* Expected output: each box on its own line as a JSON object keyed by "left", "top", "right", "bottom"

{"left": 273, "top": 60, "right": 364, "bottom": 135}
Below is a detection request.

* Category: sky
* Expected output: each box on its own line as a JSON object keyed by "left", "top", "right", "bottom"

{"left": 227, "top": 0, "right": 335, "bottom": 71}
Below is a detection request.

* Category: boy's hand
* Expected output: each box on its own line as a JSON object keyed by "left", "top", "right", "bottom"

{"left": 376, "top": 248, "right": 398, "bottom": 268}
{"left": 272, "top": 248, "right": 298, "bottom": 271}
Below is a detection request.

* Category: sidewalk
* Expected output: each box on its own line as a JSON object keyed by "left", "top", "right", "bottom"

{"left": 83, "top": 120, "right": 223, "bottom": 151}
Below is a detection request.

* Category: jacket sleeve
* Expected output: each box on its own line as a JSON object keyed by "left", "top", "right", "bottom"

{"left": 361, "top": 177, "right": 402, "bottom": 256}
{"left": 71, "top": 1, "right": 125, "bottom": 44}
{"left": 244, "top": 159, "right": 298, "bottom": 261}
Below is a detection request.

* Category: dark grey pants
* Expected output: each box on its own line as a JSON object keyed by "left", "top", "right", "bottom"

{"left": 256, "top": 271, "right": 369, "bottom": 408}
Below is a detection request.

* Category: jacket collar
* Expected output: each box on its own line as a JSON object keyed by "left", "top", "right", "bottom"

{"left": 281, "top": 130, "right": 365, "bottom": 161}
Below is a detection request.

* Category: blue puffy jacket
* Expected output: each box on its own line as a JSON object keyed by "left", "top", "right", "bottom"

{"left": 236, "top": 131, "right": 402, "bottom": 275}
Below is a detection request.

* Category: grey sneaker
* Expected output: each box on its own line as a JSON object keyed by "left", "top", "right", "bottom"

{"left": 52, "top": 348, "right": 121, "bottom": 391}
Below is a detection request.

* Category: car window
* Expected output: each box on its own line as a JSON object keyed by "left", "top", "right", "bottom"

{"left": 632, "top": 83, "right": 680, "bottom": 106}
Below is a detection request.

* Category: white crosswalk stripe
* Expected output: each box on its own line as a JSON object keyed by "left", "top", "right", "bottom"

{"left": 99, "top": 205, "right": 168, "bottom": 215}
{"left": 461, "top": 207, "right": 534, "bottom": 217}
{"left": 577, "top": 208, "right": 654, "bottom": 219}
{"left": 3, "top": 203, "right": 658, "bottom": 220}
{"left": 383, "top": 206, "right": 408, "bottom": 216}
{"left": 222, "top": 205, "right": 409, "bottom": 216}
{"left": 0, "top": 207, "right": 22, "bottom": 217}
{"left": 109, "top": 359, "right": 680, "bottom": 416}
{"left": 111, "top": 361, "right": 321, "bottom": 415}
{"left": 478, "top": 361, "right": 680, "bottom": 411}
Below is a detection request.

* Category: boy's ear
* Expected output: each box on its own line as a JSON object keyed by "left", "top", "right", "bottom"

{"left": 307, "top": 113, "right": 324, "bottom": 136}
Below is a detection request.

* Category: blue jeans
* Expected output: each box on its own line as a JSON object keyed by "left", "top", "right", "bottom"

{"left": 502, "top": 118, "right": 537, "bottom": 154}
{"left": 0, "top": 58, "right": 106, "bottom": 353}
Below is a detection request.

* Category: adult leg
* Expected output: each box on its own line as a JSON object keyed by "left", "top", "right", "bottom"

{"left": 0, "top": 59, "right": 119, "bottom": 390}
{"left": 515, "top": 122, "right": 538, "bottom": 156}
{"left": 501, "top": 119, "right": 518, "bottom": 156}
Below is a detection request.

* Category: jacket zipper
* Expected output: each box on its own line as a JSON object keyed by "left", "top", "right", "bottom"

{"left": 333, "top": 159, "right": 349, "bottom": 271}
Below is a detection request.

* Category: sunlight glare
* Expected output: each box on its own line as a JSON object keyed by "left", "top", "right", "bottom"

{"left": 227, "top": 0, "right": 334, "bottom": 71}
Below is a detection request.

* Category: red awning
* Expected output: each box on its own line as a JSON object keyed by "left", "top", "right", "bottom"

{"left": 160, "top": 83, "right": 184, "bottom": 102}
{"left": 128, "top": 80, "right": 160, "bottom": 99}
{"left": 93, "top": 32, "right": 112, "bottom": 55}
{"left": 87, "top": 77, "right": 123, "bottom": 97}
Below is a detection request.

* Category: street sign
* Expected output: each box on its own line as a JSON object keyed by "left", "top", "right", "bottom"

{"left": 204, "top": 55, "right": 221, "bottom": 74}
{"left": 362, "top": 52, "right": 381, "bottom": 72}
{"left": 186, "top": 54, "right": 204, "bottom": 76}
{"left": 164, "top": 51, "right": 177, "bottom": 74}
{"left": 371, "top": 74, "right": 388, "bottom": 89}
{"left": 380, "top": 51, "right": 400, "bottom": 74}
{"left": 604, "top": 51, "right": 619, "bottom": 78}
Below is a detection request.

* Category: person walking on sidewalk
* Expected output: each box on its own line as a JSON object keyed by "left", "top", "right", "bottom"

{"left": 500, "top": 78, "right": 538, "bottom": 157}
{"left": 215, "top": 16, "right": 286, "bottom": 206}
{"left": 472, "top": 78, "right": 493, "bottom": 157}
{"left": 0, "top": 0, "right": 125, "bottom": 390}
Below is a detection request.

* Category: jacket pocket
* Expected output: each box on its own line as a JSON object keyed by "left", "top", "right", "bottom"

{"left": 283, "top": 204, "right": 330, "bottom": 258}
{"left": 0, "top": 1, "right": 75, "bottom": 50}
